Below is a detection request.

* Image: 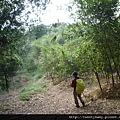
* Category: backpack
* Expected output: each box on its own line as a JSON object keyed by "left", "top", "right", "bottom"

{"left": 76, "top": 79, "right": 85, "bottom": 94}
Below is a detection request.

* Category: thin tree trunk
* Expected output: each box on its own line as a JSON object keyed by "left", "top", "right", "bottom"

{"left": 2, "top": 68, "right": 9, "bottom": 92}
{"left": 90, "top": 59, "right": 103, "bottom": 93}
{"left": 107, "top": 57, "right": 115, "bottom": 87}
{"left": 94, "top": 71, "right": 103, "bottom": 93}
{"left": 4, "top": 73, "right": 9, "bottom": 92}
{"left": 105, "top": 71, "right": 110, "bottom": 85}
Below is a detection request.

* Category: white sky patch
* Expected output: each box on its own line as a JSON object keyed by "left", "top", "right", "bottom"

{"left": 39, "top": 0, "right": 76, "bottom": 25}
{"left": 22, "top": 0, "right": 76, "bottom": 27}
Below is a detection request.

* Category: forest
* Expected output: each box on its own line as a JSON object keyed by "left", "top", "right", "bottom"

{"left": 0, "top": 0, "right": 120, "bottom": 115}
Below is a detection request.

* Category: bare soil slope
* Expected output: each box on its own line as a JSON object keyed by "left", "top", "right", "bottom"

{"left": 0, "top": 78, "right": 120, "bottom": 114}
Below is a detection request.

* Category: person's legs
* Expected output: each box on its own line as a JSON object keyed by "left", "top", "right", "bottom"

{"left": 78, "top": 94, "right": 85, "bottom": 107}
{"left": 73, "top": 91, "right": 80, "bottom": 107}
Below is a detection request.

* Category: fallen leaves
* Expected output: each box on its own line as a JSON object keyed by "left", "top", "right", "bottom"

{"left": 1, "top": 80, "right": 120, "bottom": 114}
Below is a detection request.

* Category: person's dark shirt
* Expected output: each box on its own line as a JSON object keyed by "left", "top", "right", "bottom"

{"left": 71, "top": 77, "right": 79, "bottom": 90}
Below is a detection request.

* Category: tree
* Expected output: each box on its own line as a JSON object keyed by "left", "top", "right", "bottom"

{"left": 0, "top": 0, "right": 26, "bottom": 92}
{"left": 74, "top": 0, "right": 120, "bottom": 87}
{"left": 25, "top": 24, "right": 48, "bottom": 41}
{"left": 0, "top": 0, "right": 51, "bottom": 92}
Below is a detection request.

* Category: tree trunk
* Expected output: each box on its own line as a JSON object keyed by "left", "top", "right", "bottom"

{"left": 94, "top": 71, "right": 103, "bottom": 93}
{"left": 105, "top": 71, "right": 110, "bottom": 85}
{"left": 2, "top": 67, "right": 9, "bottom": 92}
{"left": 90, "top": 59, "right": 103, "bottom": 93}
{"left": 4, "top": 73, "right": 9, "bottom": 92}
{"left": 106, "top": 58, "right": 115, "bottom": 87}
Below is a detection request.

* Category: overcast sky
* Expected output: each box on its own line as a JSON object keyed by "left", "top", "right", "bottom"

{"left": 22, "top": 0, "right": 76, "bottom": 27}
{"left": 39, "top": 0, "right": 76, "bottom": 25}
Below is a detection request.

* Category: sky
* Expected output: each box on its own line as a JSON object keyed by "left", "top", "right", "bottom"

{"left": 23, "top": 0, "right": 76, "bottom": 26}
{"left": 39, "top": 0, "right": 76, "bottom": 25}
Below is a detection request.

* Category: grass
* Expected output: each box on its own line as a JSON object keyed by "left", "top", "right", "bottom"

{"left": 18, "top": 67, "right": 43, "bottom": 80}
{"left": 19, "top": 81, "right": 48, "bottom": 101}
{"left": 29, "top": 70, "right": 44, "bottom": 82}
{"left": 17, "top": 64, "right": 46, "bottom": 101}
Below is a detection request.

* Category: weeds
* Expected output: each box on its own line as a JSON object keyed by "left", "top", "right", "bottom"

{"left": 19, "top": 81, "right": 48, "bottom": 101}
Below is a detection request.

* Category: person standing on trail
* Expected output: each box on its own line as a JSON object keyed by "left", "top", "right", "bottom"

{"left": 71, "top": 71, "right": 85, "bottom": 108}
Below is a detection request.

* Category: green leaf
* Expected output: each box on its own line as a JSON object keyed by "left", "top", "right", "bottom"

{"left": 51, "top": 36, "right": 57, "bottom": 43}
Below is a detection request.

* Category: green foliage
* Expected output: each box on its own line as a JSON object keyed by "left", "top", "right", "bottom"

{"left": 29, "top": 69, "right": 44, "bottom": 82}
{"left": 19, "top": 38, "right": 44, "bottom": 82}
{"left": 29, "top": 1, "right": 119, "bottom": 91}
{"left": 0, "top": 0, "right": 118, "bottom": 94}
{"left": 30, "top": 23, "right": 103, "bottom": 84}
{"left": 28, "top": 0, "right": 50, "bottom": 9}
{"left": 19, "top": 81, "right": 48, "bottom": 101}
{"left": 74, "top": 0, "right": 120, "bottom": 88}
{"left": 0, "top": 0, "right": 26, "bottom": 91}
{"left": 25, "top": 24, "right": 48, "bottom": 41}
{"left": 74, "top": 0, "right": 119, "bottom": 25}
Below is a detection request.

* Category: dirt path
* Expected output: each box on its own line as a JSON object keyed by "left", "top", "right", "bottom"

{"left": 0, "top": 78, "right": 120, "bottom": 114}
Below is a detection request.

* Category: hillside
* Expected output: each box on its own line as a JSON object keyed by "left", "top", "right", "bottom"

{"left": 0, "top": 76, "right": 120, "bottom": 114}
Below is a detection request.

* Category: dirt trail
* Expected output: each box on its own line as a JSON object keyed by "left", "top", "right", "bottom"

{"left": 0, "top": 78, "right": 120, "bottom": 114}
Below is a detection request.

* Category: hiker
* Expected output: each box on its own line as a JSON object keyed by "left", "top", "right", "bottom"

{"left": 71, "top": 71, "right": 85, "bottom": 108}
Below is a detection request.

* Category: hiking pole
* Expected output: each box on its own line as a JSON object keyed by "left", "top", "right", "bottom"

{"left": 82, "top": 91, "right": 95, "bottom": 106}
{"left": 82, "top": 92, "right": 87, "bottom": 98}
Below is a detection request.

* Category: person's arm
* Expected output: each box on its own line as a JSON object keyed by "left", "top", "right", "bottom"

{"left": 71, "top": 79, "right": 75, "bottom": 87}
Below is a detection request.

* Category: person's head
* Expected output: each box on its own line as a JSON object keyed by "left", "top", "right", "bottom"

{"left": 72, "top": 71, "right": 78, "bottom": 78}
